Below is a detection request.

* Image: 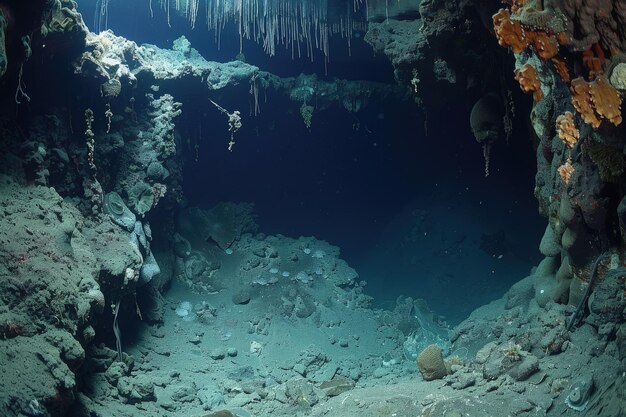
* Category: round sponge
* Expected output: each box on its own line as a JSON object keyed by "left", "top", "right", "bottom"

{"left": 417, "top": 344, "right": 448, "bottom": 381}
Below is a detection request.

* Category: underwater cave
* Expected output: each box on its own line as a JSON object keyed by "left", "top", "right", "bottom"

{"left": 0, "top": 0, "right": 625, "bottom": 416}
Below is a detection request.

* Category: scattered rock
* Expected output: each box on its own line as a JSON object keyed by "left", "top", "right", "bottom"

{"left": 117, "top": 376, "right": 156, "bottom": 403}
{"left": 201, "top": 411, "right": 238, "bottom": 417}
{"left": 450, "top": 372, "right": 476, "bottom": 390}
{"left": 209, "top": 348, "right": 227, "bottom": 360}
{"left": 170, "top": 383, "right": 197, "bottom": 403}
{"left": 373, "top": 367, "right": 391, "bottom": 378}
{"left": 293, "top": 363, "right": 307, "bottom": 376}
{"left": 232, "top": 291, "right": 251, "bottom": 305}
{"left": 319, "top": 376, "right": 355, "bottom": 397}
{"left": 507, "top": 355, "right": 539, "bottom": 381}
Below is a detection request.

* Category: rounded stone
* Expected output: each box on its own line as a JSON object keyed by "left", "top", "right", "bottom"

{"left": 232, "top": 290, "right": 251, "bottom": 305}
{"left": 209, "top": 348, "right": 226, "bottom": 360}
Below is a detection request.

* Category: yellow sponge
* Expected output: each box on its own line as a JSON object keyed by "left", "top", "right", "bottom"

{"left": 417, "top": 344, "right": 448, "bottom": 381}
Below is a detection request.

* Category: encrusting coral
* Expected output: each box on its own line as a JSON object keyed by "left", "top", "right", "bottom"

{"left": 493, "top": 0, "right": 626, "bottom": 296}
{"left": 551, "top": 57, "right": 570, "bottom": 82}
{"left": 493, "top": 7, "right": 561, "bottom": 60}
{"left": 556, "top": 111, "right": 579, "bottom": 149}
{"left": 555, "top": 111, "right": 580, "bottom": 184}
{"left": 514, "top": 63, "right": 543, "bottom": 101}
{"left": 570, "top": 77, "right": 600, "bottom": 128}
{"left": 494, "top": 1, "right": 625, "bottom": 129}
{"left": 558, "top": 158, "right": 575, "bottom": 184}
{"left": 525, "top": 30, "right": 560, "bottom": 60}
{"left": 589, "top": 76, "right": 623, "bottom": 126}
{"left": 570, "top": 76, "right": 622, "bottom": 128}
{"left": 493, "top": 9, "right": 527, "bottom": 54}
{"left": 582, "top": 44, "right": 606, "bottom": 80}
{"left": 509, "top": 0, "right": 567, "bottom": 32}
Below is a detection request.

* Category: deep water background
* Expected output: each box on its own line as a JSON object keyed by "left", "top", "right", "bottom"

{"left": 79, "top": 1, "right": 545, "bottom": 324}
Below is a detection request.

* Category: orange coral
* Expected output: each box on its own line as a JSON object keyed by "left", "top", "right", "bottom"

{"left": 526, "top": 30, "right": 559, "bottom": 60}
{"left": 558, "top": 159, "right": 574, "bottom": 184}
{"left": 494, "top": 5, "right": 622, "bottom": 140}
{"left": 556, "top": 111, "right": 580, "bottom": 149}
{"left": 556, "top": 32, "right": 569, "bottom": 45}
{"left": 582, "top": 44, "right": 606, "bottom": 80}
{"left": 515, "top": 63, "right": 543, "bottom": 101}
{"left": 493, "top": 9, "right": 527, "bottom": 54}
{"left": 552, "top": 57, "right": 570, "bottom": 82}
{"left": 590, "top": 76, "right": 622, "bottom": 126}
{"left": 571, "top": 77, "right": 601, "bottom": 128}
{"left": 571, "top": 76, "right": 622, "bottom": 128}
{"left": 493, "top": 8, "right": 561, "bottom": 59}
{"left": 510, "top": 0, "right": 529, "bottom": 13}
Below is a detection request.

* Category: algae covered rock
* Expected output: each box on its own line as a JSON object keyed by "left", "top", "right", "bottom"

{"left": 0, "top": 177, "right": 102, "bottom": 416}
{"left": 103, "top": 191, "right": 136, "bottom": 231}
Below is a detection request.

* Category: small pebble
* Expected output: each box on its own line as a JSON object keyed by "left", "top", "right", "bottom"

{"left": 227, "top": 347, "right": 238, "bottom": 357}
{"left": 232, "top": 291, "right": 251, "bottom": 305}
{"left": 209, "top": 348, "right": 226, "bottom": 360}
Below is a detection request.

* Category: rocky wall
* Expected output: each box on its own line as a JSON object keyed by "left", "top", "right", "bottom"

{"left": 493, "top": 0, "right": 626, "bottom": 303}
